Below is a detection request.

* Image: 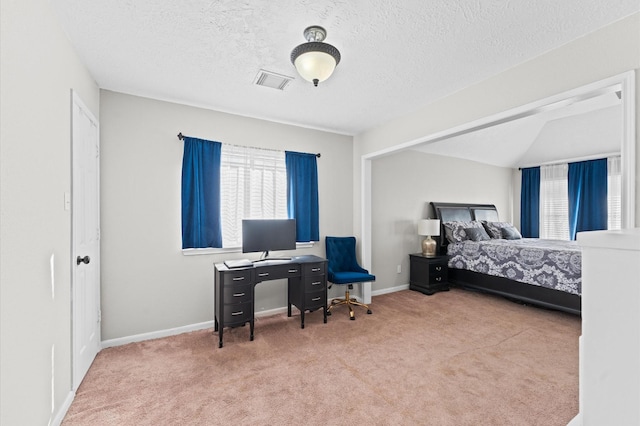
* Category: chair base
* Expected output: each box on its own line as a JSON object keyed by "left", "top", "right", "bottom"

{"left": 327, "top": 288, "right": 372, "bottom": 320}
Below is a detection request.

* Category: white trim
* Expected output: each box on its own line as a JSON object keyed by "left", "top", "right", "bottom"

{"left": 101, "top": 321, "right": 215, "bottom": 348}
{"left": 360, "top": 71, "right": 637, "bottom": 290}
{"left": 50, "top": 390, "right": 75, "bottom": 426}
{"left": 182, "top": 242, "right": 315, "bottom": 256}
{"left": 101, "top": 307, "right": 293, "bottom": 348}
{"left": 99, "top": 285, "right": 418, "bottom": 349}
{"left": 619, "top": 71, "right": 636, "bottom": 229}
{"left": 372, "top": 283, "right": 410, "bottom": 296}
{"left": 360, "top": 158, "right": 373, "bottom": 304}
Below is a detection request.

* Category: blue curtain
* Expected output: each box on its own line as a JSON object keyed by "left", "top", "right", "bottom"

{"left": 520, "top": 167, "right": 540, "bottom": 238}
{"left": 285, "top": 151, "right": 319, "bottom": 242}
{"left": 568, "top": 158, "right": 607, "bottom": 240}
{"left": 181, "top": 137, "right": 223, "bottom": 248}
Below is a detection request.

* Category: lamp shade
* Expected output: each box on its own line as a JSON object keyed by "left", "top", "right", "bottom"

{"left": 292, "top": 46, "right": 338, "bottom": 85}
{"left": 418, "top": 219, "right": 440, "bottom": 236}
{"left": 291, "top": 26, "right": 341, "bottom": 87}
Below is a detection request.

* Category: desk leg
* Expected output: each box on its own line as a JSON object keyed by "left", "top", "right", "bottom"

{"left": 218, "top": 328, "right": 223, "bottom": 348}
{"left": 300, "top": 311, "right": 305, "bottom": 329}
{"left": 323, "top": 302, "right": 328, "bottom": 323}
{"left": 214, "top": 317, "right": 218, "bottom": 332}
{"left": 287, "top": 281, "right": 292, "bottom": 317}
{"left": 250, "top": 320, "right": 254, "bottom": 341}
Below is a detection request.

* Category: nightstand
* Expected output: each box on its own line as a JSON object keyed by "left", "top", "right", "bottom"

{"left": 409, "top": 253, "right": 449, "bottom": 295}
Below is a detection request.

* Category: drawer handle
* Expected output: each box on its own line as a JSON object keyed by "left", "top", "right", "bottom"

{"left": 435, "top": 266, "right": 442, "bottom": 271}
{"left": 436, "top": 277, "right": 442, "bottom": 282}
{"left": 311, "top": 281, "right": 321, "bottom": 286}
{"left": 231, "top": 311, "right": 244, "bottom": 316}
{"left": 311, "top": 297, "right": 321, "bottom": 301}
{"left": 258, "top": 272, "right": 269, "bottom": 277}
{"left": 232, "top": 277, "right": 245, "bottom": 281}
{"left": 232, "top": 292, "right": 245, "bottom": 297}
{"left": 288, "top": 269, "right": 298, "bottom": 273}
{"left": 311, "top": 268, "right": 321, "bottom": 272}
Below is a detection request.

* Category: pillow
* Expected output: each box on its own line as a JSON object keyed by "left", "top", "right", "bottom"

{"left": 442, "top": 221, "right": 484, "bottom": 243}
{"left": 464, "top": 227, "right": 491, "bottom": 241}
{"left": 501, "top": 226, "right": 523, "bottom": 240}
{"left": 482, "top": 221, "right": 514, "bottom": 239}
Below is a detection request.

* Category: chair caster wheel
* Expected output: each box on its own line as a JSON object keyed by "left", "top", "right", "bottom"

{"left": 326, "top": 310, "right": 332, "bottom": 316}
{"left": 350, "top": 316, "right": 355, "bottom": 320}
{"left": 367, "top": 310, "right": 372, "bottom": 314}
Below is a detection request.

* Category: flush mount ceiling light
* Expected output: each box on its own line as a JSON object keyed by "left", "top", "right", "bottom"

{"left": 290, "top": 26, "right": 341, "bottom": 87}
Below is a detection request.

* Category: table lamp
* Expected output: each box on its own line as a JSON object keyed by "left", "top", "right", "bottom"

{"left": 418, "top": 219, "right": 440, "bottom": 256}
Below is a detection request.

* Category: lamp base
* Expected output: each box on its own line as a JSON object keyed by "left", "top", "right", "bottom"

{"left": 422, "top": 236, "right": 437, "bottom": 256}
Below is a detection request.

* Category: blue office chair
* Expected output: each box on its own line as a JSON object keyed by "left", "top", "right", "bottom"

{"left": 325, "top": 236, "right": 375, "bottom": 320}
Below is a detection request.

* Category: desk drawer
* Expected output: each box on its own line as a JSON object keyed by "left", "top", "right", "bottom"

{"left": 223, "top": 302, "right": 252, "bottom": 324}
{"left": 302, "top": 262, "right": 325, "bottom": 276}
{"left": 255, "top": 264, "right": 301, "bottom": 281}
{"left": 304, "top": 276, "right": 326, "bottom": 292}
{"left": 222, "top": 283, "right": 252, "bottom": 304}
{"left": 222, "top": 269, "right": 252, "bottom": 285}
{"left": 305, "top": 291, "right": 325, "bottom": 310}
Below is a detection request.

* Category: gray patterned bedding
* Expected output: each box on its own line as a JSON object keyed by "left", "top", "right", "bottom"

{"left": 447, "top": 238, "right": 582, "bottom": 295}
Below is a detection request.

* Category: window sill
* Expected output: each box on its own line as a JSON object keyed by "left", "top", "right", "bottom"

{"left": 182, "top": 241, "right": 315, "bottom": 256}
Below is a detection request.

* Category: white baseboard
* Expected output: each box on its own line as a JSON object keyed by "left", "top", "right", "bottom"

{"left": 101, "top": 320, "right": 215, "bottom": 348}
{"left": 101, "top": 286, "right": 410, "bottom": 349}
{"left": 50, "top": 390, "right": 75, "bottom": 426}
{"left": 372, "top": 283, "right": 409, "bottom": 296}
{"left": 566, "top": 413, "right": 582, "bottom": 426}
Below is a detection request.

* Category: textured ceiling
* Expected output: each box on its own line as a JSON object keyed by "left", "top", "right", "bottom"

{"left": 50, "top": 0, "right": 639, "bottom": 136}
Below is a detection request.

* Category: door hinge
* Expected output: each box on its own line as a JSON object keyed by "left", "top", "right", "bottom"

{"left": 98, "top": 309, "right": 101, "bottom": 323}
{"left": 97, "top": 228, "right": 101, "bottom": 240}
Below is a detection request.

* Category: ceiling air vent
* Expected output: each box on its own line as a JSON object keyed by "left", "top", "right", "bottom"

{"left": 254, "top": 69, "right": 294, "bottom": 90}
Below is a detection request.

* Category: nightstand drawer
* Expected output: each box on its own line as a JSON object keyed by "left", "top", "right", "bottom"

{"left": 409, "top": 253, "right": 450, "bottom": 295}
{"left": 429, "top": 263, "right": 448, "bottom": 284}
{"left": 222, "top": 283, "right": 252, "bottom": 304}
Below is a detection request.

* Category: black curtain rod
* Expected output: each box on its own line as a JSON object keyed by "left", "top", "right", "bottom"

{"left": 177, "top": 132, "right": 321, "bottom": 158}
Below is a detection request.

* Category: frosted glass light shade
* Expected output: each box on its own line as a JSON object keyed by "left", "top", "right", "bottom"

{"left": 418, "top": 219, "right": 440, "bottom": 236}
{"left": 294, "top": 50, "right": 337, "bottom": 85}
{"left": 290, "top": 26, "right": 341, "bottom": 87}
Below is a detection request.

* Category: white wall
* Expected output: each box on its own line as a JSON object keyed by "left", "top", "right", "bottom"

{"left": 0, "top": 0, "right": 100, "bottom": 424}
{"left": 371, "top": 150, "right": 513, "bottom": 290}
{"left": 354, "top": 13, "right": 640, "bottom": 242}
{"left": 99, "top": 91, "right": 353, "bottom": 340}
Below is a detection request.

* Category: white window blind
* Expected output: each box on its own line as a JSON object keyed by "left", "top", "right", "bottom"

{"left": 220, "top": 145, "right": 287, "bottom": 248}
{"left": 608, "top": 156, "right": 622, "bottom": 230}
{"left": 539, "top": 163, "right": 569, "bottom": 240}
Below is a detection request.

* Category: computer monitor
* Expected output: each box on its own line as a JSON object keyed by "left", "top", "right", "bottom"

{"left": 242, "top": 219, "right": 296, "bottom": 260}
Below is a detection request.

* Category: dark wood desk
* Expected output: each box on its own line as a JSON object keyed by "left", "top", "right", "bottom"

{"left": 214, "top": 255, "right": 327, "bottom": 348}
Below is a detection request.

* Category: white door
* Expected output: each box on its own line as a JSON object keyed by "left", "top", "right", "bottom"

{"left": 72, "top": 91, "right": 101, "bottom": 390}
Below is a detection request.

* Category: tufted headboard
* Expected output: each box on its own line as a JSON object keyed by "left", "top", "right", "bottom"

{"left": 429, "top": 202, "right": 499, "bottom": 250}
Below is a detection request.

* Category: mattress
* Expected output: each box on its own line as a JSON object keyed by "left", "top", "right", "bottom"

{"left": 447, "top": 238, "right": 582, "bottom": 295}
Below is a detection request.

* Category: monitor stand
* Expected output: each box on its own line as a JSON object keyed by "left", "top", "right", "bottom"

{"left": 252, "top": 251, "right": 292, "bottom": 263}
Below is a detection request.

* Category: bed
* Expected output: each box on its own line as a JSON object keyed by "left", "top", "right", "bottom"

{"left": 430, "top": 202, "right": 581, "bottom": 315}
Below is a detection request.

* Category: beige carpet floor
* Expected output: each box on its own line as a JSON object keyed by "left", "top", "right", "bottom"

{"left": 63, "top": 288, "right": 580, "bottom": 425}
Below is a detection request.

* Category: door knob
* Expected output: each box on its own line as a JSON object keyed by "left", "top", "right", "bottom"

{"left": 77, "top": 255, "right": 90, "bottom": 265}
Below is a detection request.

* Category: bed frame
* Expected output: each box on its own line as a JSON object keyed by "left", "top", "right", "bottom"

{"left": 430, "top": 202, "right": 581, "bottom": 316}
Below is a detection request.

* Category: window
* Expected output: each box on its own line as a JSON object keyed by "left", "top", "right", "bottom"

{"left": 538, "top": 156, "right": 621, "bottom": 240}
{"left": 180, "top": 137, "right": 320, "bottom": 250}
{"left": 607, "top": 156, "right": 621, "bottom": 231}
{"left": 220, "top": 144, "right": 288, "bottom": 248}
{"left": 539, "top": 163, "right": 570, "bottom": 240}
